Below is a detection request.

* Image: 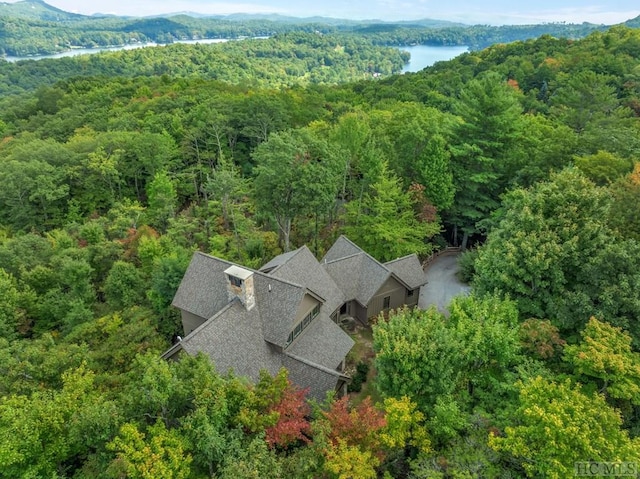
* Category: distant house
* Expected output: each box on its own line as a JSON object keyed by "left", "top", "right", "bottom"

{"left": 163, "top": 236, "right": 425, "bottom": 399}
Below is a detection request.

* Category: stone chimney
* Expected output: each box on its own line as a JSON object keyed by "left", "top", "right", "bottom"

{"left": 224, "top": 265, "right": 255, "bottom": 311}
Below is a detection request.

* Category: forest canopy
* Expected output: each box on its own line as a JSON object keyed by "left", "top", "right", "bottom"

{"left": 1, "top": 16, "right": 640, "bottom": 478}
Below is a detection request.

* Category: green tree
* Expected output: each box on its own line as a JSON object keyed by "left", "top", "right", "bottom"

{"left": 204, "top": 153, "right": 249, "bottom": 231}
{"left": 344, "top": 162, "right": 438, "bottom": 262}
{"left": 0, "top": 364, "right": 119, "bottom": 478}
{"left": 103, "top": 260, "right": 145, "bottom": 310}
{"left": 214, "top": 435, "right": 283, "bottom": 479}
{"left": 609, "top": 162, "right": 640, "bottom": 241}
{"left": 146, "top": 169, "right": 177, "bottom": 231}
{"left": 253, "top": 128, "right": 341, "bottom": 251}
{"left": 374, "top": 295, "right": 521, "bottom": 429}
{"left": 565, "top": 317, "right": 640, "bottom": 404}
{"left": 489, "top": 376, "right": 640, "bottom": 478}
{"left": 447, "top": 294, "right": 522, "bottom": 411}
{"left": 550, "top": 70, "right": 622, "bottom": 134}
{"left": 107, "top": 421, "right": 192, "bottom": 479}
{"left": 448, "top": 72, "right": 524, "bottom": 248}
{"left": 373, "top": 306, "right": 459, "bottom": 420}
{"left": 328, "top": 110, "right": 375, "bottom": 202}
{"left": 0, "top": 158, "right": 69, "bottom": 230}
{"left": 369, "top": 102, "right": 457, "bottom": 211}
{"left": 473, "top": 168, "right": 612, "bottom": 333}
{"left": 416, "top": 135, "right": 455, "bottom": 212}
{"left": 574, "top": 150, "right": 633, "bottom": 186}
{"left": 0, "top": 269, "right": 25, "bottom": 341}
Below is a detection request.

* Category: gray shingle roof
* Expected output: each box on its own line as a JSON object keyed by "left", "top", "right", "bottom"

{"left": 286, "top": 313, "right": 354, "bottom": 370}
{"left": 265, "top": 246, "right": 345, "bottom": 316}
{"left": 252, "top": 273, "right": 305, "bottom": 348}
{"left": 179, "top": 300, "right": 283, "bottom": 380}
{"left": 321, "top": 235, "right": 364, "bottom": 263}
{"left": 168, "top": 248, "right": 355, "bottom": 399}
{"left": 324, "top": 251, "right": 391, "bottom": 306}
{"left": 385, "top": 254, "right": 427, "bottom": 290}
{"left": 283, "top": 355, "right": 346, "bottom": 401}
{"left": 172, "top": 252, "right": 235, "bottom": 321}
{"left": 259, "top": 249, "right": 299, "bottom": 273}
{"left": 323, "top": 236, "right": 426, "bottom": 303}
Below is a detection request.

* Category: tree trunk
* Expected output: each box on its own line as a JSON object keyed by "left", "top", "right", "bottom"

{"left": 461, "top": 230, "right": 469, "bottom": 250}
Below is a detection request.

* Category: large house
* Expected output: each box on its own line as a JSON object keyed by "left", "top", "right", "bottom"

{"left": 163, "top": 236, "right": 426, "bottom": 399}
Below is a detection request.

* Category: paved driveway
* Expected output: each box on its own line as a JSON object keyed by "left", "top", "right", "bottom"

{"left": 418, "top": 254, "right": 471, "bottom": 313}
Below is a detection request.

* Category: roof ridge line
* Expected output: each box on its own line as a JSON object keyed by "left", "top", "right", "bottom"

{"left": 284, "top": 352, "right": 350, "bottom": 380}
{"left": 179, "top": 299, "right": 240, "bottom": 342}
{"left": 384, "top": 253, "right": 418, "bottom": 264}
{"left": 323, "top": 250, "right": 365, "bottom": 265}
{"left": 261, "top": 246, "right": 306, "bottom": 274}
{"left": 197, "top": 250, "right": 310, "bottom": 291}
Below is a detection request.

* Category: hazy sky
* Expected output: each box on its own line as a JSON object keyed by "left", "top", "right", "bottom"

{"left": 9, "top": 0, "right": 640, "bottom": 25}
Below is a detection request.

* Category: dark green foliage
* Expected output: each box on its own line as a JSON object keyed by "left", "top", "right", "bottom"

{"left": 0, "top": 20, "right": 639, "bottom": 478}
{"left": 347, "top": 361, "right": 370, "bottom": 393}
{"left": 456, "top": 248, "right": 478, "bottom": 283}
{"left": 103, "top": 261, "right": 144, "bottom": 310}
{"left": 474, "top": 168, "right": 640, "bottom": 345}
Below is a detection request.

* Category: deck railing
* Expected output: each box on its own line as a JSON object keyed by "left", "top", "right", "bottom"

{"left": 421, "top": 246, "right": 462, "bottom": 270}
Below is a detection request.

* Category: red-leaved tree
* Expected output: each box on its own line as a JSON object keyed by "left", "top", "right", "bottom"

{"left": 323, "top": 396, "right": 386, "bottom": 456}
{"left": 265, "top": 382, "right": 311, "bottom": 449}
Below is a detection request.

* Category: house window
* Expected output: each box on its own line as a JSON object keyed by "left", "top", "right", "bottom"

{"left": 228, "top": 275, "right": 243, "bottom": 287}
{"left": 383, "top": 296, "right": 391, "bottom": 309}
{"left": 285, "top": 304, "right": 321, "bottom": 348}
{"left": 407, "top": 289, "right": 414, "bottom": 297}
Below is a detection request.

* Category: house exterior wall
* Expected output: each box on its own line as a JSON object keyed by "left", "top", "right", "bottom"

{"left": 405, "top": 288, "right": 419, "bottom": 307}
{"left": 367, "top": 276, "right": 406, "bottom": 320}
{"left": 294, "top": 294, "right": 321, "bottom": 324}
{"left": 181, "top": 310, "right": 207, "bottom": 336}
{"left": 354, "top": 301, "right": 368, "bottom": 324}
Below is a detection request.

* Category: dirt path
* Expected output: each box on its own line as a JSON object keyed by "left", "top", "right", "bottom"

{"left": 418, "top": 254, "right": 470, "bottom": 313}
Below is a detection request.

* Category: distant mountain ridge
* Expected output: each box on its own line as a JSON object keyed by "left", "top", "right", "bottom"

{"left": 2, "top": 0, "right": 638, "bottom": 28}
{"left": 0, "top": 0, "right": 467, "bottom": 27}
{"left": 0, "top": 0, "right": 87, "bottom": 21}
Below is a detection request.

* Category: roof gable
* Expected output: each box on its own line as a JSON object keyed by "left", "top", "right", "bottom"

{"left": 252, "top": 273, "right": 305, "bottom": 347}
{"left": 322, "top": 236, "right": 426, "bottom": 304}
{"left": 172, "top": 251, "right": 306, "bottom": 348}
{"left": 259, "top": 248, "right": 300, "bottom": 274}
{"left": 321, "top": 235, "right": 364, "bottom": 263}
{"left": 286, "top": 312, "right": 354, "bottom": 369}
{"left": 324, "top": 252, "right": 391, "bottom": 306}
{"left": 265, "top": 245, "right": 345, "bottom": 315}
{"left": 172, "top": 252, "right": 235, "bottom": 321}
{"left": 385, "top": 254, "right": 426, "bottom": 290}
{"left": 178, "top": 300, "right": 283, "bottom": 381}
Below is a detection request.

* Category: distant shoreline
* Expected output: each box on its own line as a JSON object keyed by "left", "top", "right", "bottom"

{"left": 4, "top": 40, "right": 466, "bottom": 73}
{"left": 2, "top": 37, "right": 269, "bottom": 63}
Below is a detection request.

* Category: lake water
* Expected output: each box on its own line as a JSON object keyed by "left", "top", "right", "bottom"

{"left": 400, "top": 45, "right": 469, "bottom": 72}
{"left": 4, "top": 40, "right": 469, "bottom": 73}
{"left": 2, "top": 38, "right": 232, "bottom": 62}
